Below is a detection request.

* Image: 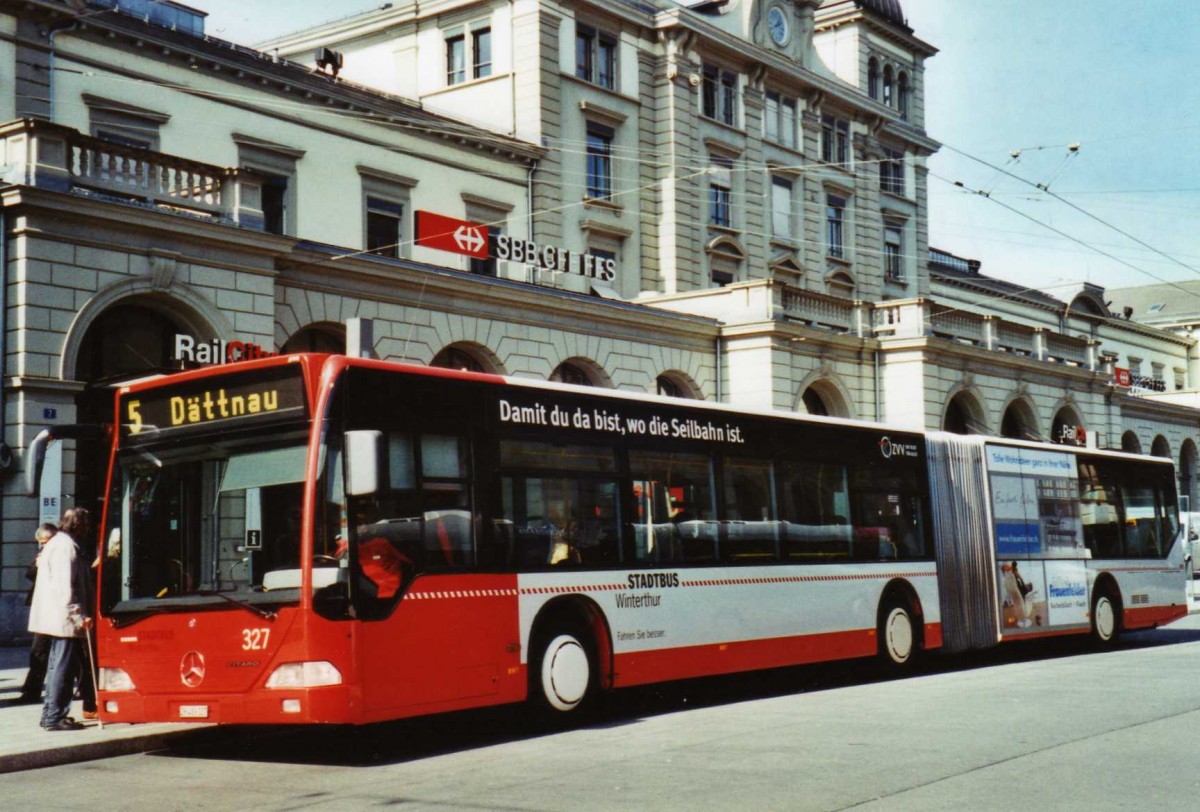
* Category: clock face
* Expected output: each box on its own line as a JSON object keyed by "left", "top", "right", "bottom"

{"left": 768, "top": 6, "right": 789, "bottom": 46}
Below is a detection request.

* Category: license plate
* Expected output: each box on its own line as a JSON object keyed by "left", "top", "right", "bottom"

{"left": 179, "top": 704, "right": 209, "bottom": 719}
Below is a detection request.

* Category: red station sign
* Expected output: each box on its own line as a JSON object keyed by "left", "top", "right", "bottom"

{"left": 414, "top": 211, "right": 489, "bottom": 259}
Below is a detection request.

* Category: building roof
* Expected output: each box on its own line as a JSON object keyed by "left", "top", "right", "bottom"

{"left": 929, "top": 249, "right": 1065, "bottom": 311}
{"left": 1107, "top": 283, "right": 1200, "bottom": 327}
{"left": 821, "top": 0, "right": 910, "bottom": 30}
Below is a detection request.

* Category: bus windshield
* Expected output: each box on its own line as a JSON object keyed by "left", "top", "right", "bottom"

{"left": 100, "top": 429, "right": 314, "bottom": 619}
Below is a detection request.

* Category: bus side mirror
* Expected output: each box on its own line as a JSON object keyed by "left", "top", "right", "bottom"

{"left": 344, "top": 430, "right": 384, "bottom": 496}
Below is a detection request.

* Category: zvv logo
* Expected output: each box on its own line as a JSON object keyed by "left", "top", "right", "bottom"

{"left": 879, "top": 436, "right": 919, "bottom": 460}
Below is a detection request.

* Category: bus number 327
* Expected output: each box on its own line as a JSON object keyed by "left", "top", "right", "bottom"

{"left": 242, "top": 628, "right": 270, "bottom": 651}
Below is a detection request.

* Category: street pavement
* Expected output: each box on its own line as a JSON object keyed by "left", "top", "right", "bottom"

{"left": 2, "top": 590, "right": 1198, "bottom": 775}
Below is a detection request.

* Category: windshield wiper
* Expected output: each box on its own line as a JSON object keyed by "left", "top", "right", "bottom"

{"left": 195, "top": 590, "right": 277, "bottom": 621}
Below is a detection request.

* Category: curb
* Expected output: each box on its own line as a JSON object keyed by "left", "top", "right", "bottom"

{"left": 0, "top": 725, "right": 225, "bottom": 774}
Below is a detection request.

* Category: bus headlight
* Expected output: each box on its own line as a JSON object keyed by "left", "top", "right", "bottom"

{"left": 264, "top": 661, "right": 342, "bottom": 688}
{"left": 98, "top": 667, "right": 136, "bottom": 691}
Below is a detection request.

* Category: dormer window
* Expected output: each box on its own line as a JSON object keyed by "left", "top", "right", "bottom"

{"left": 867, "top": 57, "right": 880, "bottom": 100}
{"left": 882, "top": 65, "right": 894, "bottom": 108}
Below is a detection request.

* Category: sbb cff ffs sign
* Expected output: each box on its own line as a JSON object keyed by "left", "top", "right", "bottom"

{"left": 414, "top": 211, "right": 489, "bottom": 259}
{"left": 414, "top": 209, "right": 618, "bottom": 282}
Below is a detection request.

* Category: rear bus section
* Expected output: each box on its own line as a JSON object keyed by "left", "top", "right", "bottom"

{"left": 927, "top": 435, "right": 1187, "bottom": 656}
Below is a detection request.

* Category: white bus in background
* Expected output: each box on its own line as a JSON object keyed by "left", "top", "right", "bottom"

{"left": 1182, "top": 509, "right": 1200, "bottom": 602}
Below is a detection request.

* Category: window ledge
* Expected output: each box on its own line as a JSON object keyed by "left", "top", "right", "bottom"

{"left": 579, "top": 100, "right": 628, "bottom": 128}
{"left": 583, "top": 196, "right": 623, "bottom": 214}
{"left": 425, "top": 72, "right": 510, "bottom": 98}
{"left": 819, "top": 162, "right": 856, "bottom": 179}
{"left": 764, "top": 138, "right": 801, "bottom": 151}
{"left": 561, "top": 72, "right": 636, "bottom": 103}
{"left": 708, "top": 223, "right": 741, "bottom": 238}
{"left": 699, "top": 116, "right": 746, "bottom": 140}
{"left": 825, "top": 253, "right": 852, "bottom": 267}
{"left": 881, "top": 188, "right": 913, "bottom": 205}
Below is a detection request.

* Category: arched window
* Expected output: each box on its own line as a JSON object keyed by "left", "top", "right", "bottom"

{"left": 1000, "top": 400, "right": 1037, "bottom": 441}
{"left": 76, "top": 303, "right": 184, "bottom": 382}
{"left": 867, "top": 57, "right": 880, "bottom": 100}
{"left": 943, "top": 399, "right": 969, "bottom": 435}
{"left": 657, "top": 376, "right": 682, "bottom": 398}
{"left": 283, "top": 322, "right": 344, "bottom": 354}
{"left": 801, "top": 388, "right": 829, "bottom": 416}
{"left": 1121, "top": 431, "right": 1142, "bottom": 454}
{"left": 1151, "top": 435, "right": 1171, "bottom": 459}
{"left": 1181, "top": 439, "right": 1199, "bottom": 508}
{"left": 431, "top": 346, "right": 485, "bottom": 373}
{"left": 897, "top": 71, "right": 909, "bottom": 119}
{"left": 882, "top": 65, "right": 894, "bottom": 108}
{"left": 944, "top": 391, "right": 986, "bottom": 435}
{"left": 551, "top": 362, "right": 592, "bottom": 387}
{"left": 1051, "top": 408, "right": 1085, "bottom": 446}
{"left": 707, "top": 236, "right": 745, "bottom": 288}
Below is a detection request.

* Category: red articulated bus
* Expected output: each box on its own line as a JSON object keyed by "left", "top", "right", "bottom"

{"left": 76, "top": 354, "right": 1186, "bottom": 724}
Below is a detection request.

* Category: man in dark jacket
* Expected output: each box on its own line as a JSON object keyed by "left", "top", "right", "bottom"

{"left": 13, "top": 524, "right": 56, "bottom": 704}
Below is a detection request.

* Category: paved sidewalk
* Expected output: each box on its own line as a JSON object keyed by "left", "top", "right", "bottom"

{"left": 0, "top": 644, "right": 214, "bottom": 774}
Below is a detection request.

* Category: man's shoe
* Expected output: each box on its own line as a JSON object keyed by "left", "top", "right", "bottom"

{"left": 42, "top": 718, "right": 85, "bottom": 731}
{"left": 82, "top": 710, "right": 98, "bottom": 720}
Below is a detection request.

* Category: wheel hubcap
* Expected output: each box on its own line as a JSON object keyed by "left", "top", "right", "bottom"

{"left": 1095, "top": 597, "right": 1115, "bottom": 640}
{"left": 542, "top": 635, "right": 589, "bottom": 711}
{"left": 885, "top": 608, "right": 913, "bottom": 663}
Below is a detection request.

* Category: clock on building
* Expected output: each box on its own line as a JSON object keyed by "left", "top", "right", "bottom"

{"left": 768, "top": 5, "right": 790, "bottom": 46}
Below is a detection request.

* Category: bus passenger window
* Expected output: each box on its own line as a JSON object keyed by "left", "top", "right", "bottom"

{"left": 1121, "top": 484, "right": 1160, "bottom": 557}
{"left": 383, "top": 432, "right": 473, "bottom": 568}
{"left": 721, "top": 457, "right": 778, "bottom": 562}
{"left": 502, "top": 476, "right": 618, "bottom": 567}
{"left": 1078, "top": 464, "right": 1121, "bottom": 558}
{"left": 628, "top": 450, "right": 717, "bottom": 564}
{"left": 852, "top": 490, "right": 924, "bottom": 560}
{"left": 498, "top": 440, "right": 619, "bottom": 569}
{"left": 777, "top": 461, "right": 852, "bottom": 561}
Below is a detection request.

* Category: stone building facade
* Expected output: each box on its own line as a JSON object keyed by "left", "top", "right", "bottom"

{"left": 0, "top": 0, "right": 1195, "bottom": 639}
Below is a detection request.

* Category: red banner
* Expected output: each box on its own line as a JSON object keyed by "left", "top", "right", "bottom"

{"left": 414, "top": 211, "right": 489, "bottom": 259}
{"left": 1114, "top": 367, "right": 1131, "bottom": 387}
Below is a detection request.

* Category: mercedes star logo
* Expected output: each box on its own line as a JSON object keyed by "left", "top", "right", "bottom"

{"left": 180, "top": 650, "right": 206, "bottom": 688}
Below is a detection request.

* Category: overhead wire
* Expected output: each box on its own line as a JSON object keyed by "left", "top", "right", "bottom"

{"left": 42, "top": 40, "right": 1200, "bottom": 319}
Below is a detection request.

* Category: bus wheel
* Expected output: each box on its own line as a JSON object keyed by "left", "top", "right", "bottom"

{"left": 1091, "top": 588, "right": 1121, "bottom": 646}
{"left": 878, "top": 598, "right": 918, "bottom": 669}
{"left": 532, "top": 631, "right": 595, "bottom": 715}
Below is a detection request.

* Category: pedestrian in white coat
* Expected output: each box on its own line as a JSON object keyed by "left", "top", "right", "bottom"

{"left": 28, "top": 507, "right": 93, "bottom": 731}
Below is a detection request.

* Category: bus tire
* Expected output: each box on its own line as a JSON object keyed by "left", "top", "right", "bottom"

{"left": 1090, "top": 587, "right": 1121, "bottom": 646}
{"left": 878, "top": 597, "right": 918, "bottom": 670}
{"left": 531, "top": 629, "right": 596, "bottom": 717}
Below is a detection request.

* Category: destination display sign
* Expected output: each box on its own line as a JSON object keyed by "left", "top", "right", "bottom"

{"left": 121, "top": 365, "right": 308, "bottom": 440}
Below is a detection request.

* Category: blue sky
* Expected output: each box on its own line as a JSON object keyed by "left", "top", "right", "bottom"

{"left": 184, "top": 0, "right": 1200, "bottom": 297}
